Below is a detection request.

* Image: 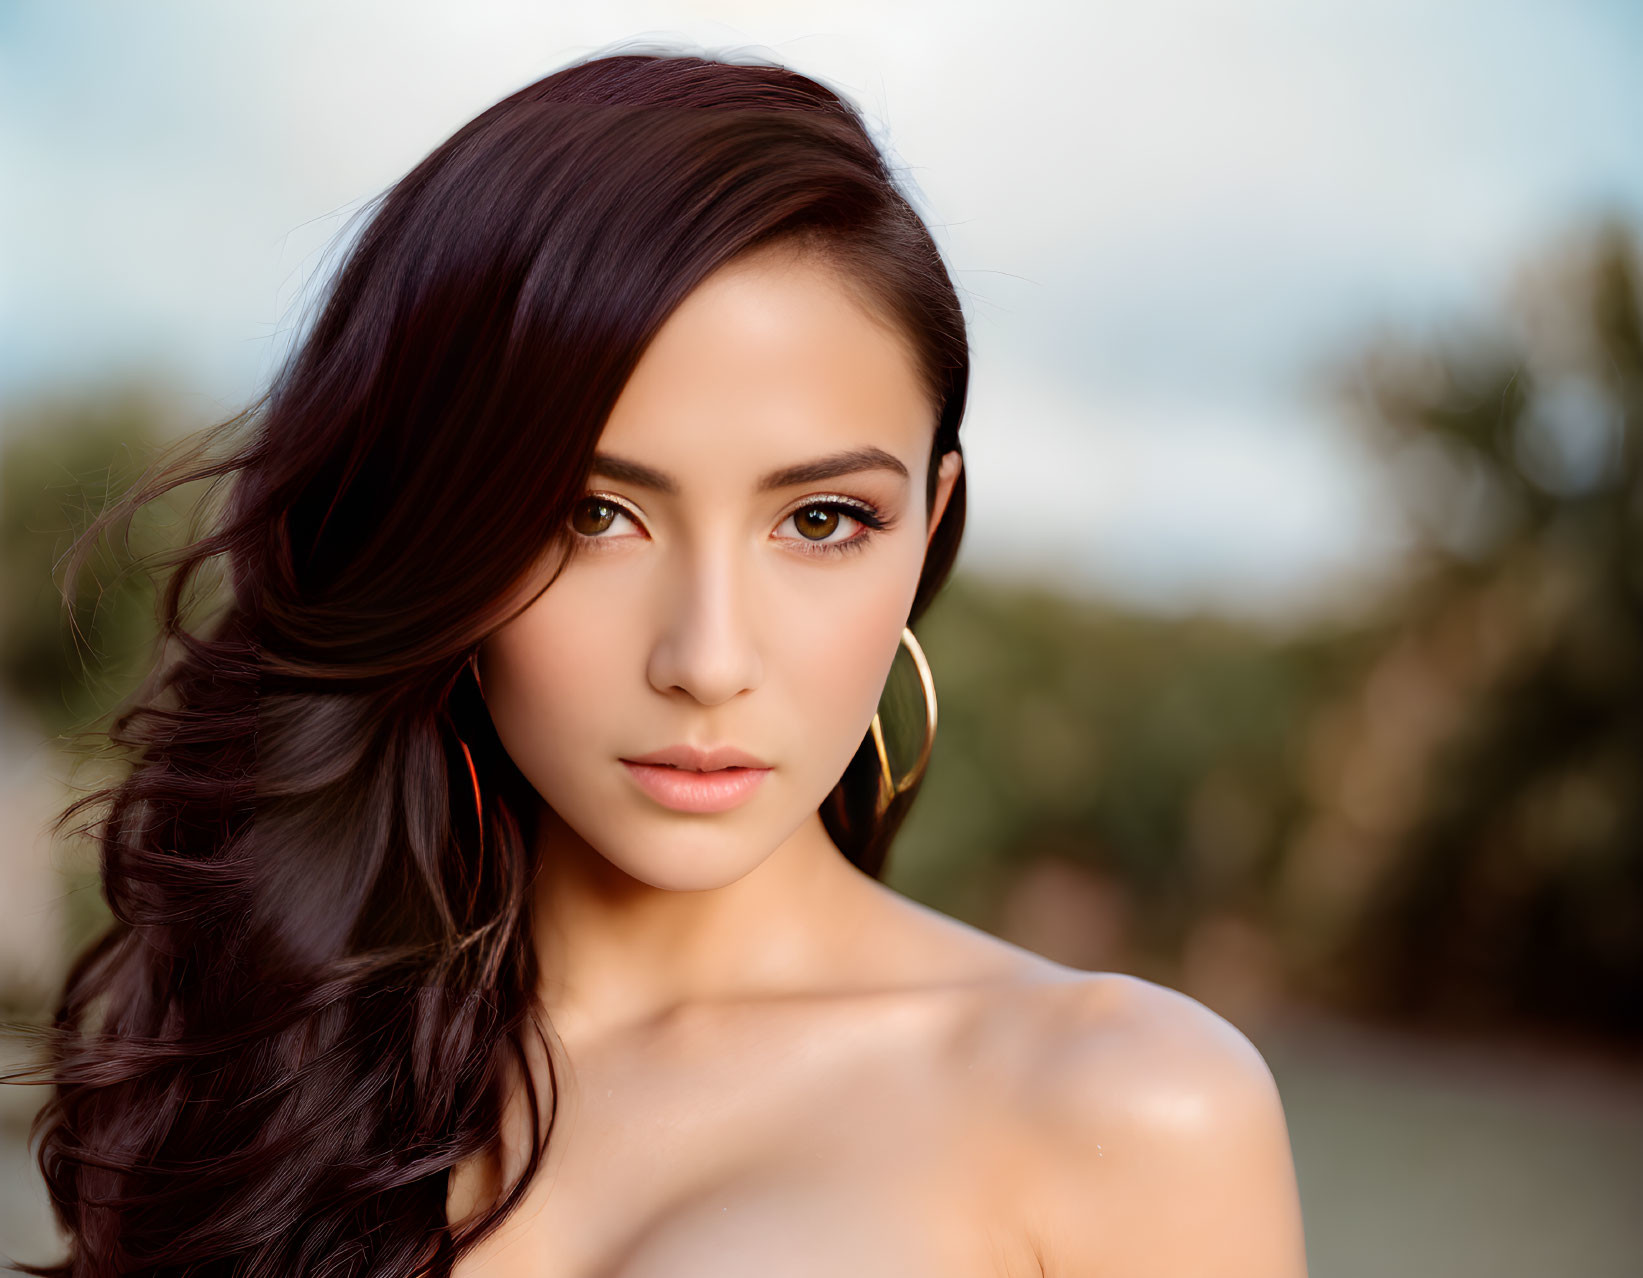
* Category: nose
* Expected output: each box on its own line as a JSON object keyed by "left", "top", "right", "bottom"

{"left": 645, "top": 542, "right": 763, "bottom": 707}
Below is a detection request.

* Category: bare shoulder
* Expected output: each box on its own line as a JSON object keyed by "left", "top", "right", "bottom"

{"left": 1006, "top": 971, "right": 1309, "bottom": 1278}
{"left": 1015, "top": 971, "right": 1282, "bottom": 1118}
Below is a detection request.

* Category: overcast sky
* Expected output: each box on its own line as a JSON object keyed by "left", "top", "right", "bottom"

{"left": 3, "top": 0, "right": 1640, "bottom": 620}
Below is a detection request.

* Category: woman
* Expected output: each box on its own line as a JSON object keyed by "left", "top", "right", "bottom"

{"left": 6, "top": 46, "right": 1308, "bottom": 1277}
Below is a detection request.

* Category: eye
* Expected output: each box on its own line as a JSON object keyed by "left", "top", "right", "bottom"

{"left": 568, "top": 492, "right": 894, "bottom": 558}
{"left": 569, "top": 495, "right": 643, "bottom": 543}
{"left": 774, "top": 498, "right": 890, "bottom": 557}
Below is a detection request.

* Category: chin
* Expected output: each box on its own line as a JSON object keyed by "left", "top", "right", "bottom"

{"left": 540, "top": 793, "right": 775, "bottom": 884}
{"left": 601, "top": 835, "right": 779, "bottom": 892}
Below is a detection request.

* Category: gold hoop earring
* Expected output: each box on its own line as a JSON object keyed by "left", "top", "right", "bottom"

{"left": 870, "top": 626, "right": 937, "bottom": 819}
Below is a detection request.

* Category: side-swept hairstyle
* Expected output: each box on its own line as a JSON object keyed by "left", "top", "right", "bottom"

{"left": 3, "top": 45, "right": 969, "bottom": 1277}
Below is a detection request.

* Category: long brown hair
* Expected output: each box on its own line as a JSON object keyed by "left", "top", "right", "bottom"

{"left": 2, "top": 45, "right": 969, "bottom": 1277}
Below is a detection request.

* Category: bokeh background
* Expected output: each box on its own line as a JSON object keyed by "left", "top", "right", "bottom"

{"left": 3, "top": 2, "right": 1640, "bottom": 1273}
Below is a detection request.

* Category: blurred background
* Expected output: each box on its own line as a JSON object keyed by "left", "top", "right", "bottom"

{"left": 2, "top": 2, "right": 1640, "bottom": 1273}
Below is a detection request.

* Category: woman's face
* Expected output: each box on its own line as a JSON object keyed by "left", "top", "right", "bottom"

{"left": 478, "top": 245, "right": 961, "bottom": 891}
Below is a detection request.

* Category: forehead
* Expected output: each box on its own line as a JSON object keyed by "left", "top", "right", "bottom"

{"left": 598, "top": 247, "right": 932, "bottom": 483}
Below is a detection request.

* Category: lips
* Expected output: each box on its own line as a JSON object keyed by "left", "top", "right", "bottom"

{"left": 620, "top": 743, "right": 771, "bottom": 772}
{"left": 620, "top": 754, "right": 772, "bottom": 814}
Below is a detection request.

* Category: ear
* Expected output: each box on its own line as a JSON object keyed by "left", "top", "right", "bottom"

{"left": 925, "top": 450, "right": 963, "bottom": 553}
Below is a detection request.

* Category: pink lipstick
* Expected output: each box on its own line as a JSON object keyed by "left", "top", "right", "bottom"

{"left": 619, "top": 743, "right": 772, "bottom": 814}
{"left": 620, "top": 760, "right": 771, "bottom": 813}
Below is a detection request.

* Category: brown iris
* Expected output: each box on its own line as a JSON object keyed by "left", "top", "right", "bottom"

{"left": 792, "top": 505, "right": 840, "bottom": 541}
{"left": 571, "top": 498, "right": 619, "bottom": 536}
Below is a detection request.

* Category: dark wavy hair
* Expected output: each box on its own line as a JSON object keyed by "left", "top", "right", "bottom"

{"left": 1, "top": 44, "right": 970, "bottom": 1277}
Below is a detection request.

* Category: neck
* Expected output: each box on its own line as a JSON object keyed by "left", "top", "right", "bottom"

{"left": 526, "top": 805, "right": 883, "bottom": 1050}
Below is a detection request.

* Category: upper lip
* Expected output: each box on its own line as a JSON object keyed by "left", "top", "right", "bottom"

{"left": 622, "top": 744, "right": 772, "bottom": 771}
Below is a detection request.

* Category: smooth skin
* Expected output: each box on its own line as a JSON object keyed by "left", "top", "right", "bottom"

{"left": 449, "top": 241, "right": 1309, "bottom": 1277}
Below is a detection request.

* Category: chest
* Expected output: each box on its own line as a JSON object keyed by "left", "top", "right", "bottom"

{"left": 458, "top": 1150, "right": 995, "bottom": 1278}
{"left": 447, "top": 1003, "right": 1044, "bottom": 1278}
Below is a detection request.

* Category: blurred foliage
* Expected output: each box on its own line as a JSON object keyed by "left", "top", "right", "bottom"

{"left": 888, "top": 577, "right": 1368, "bottom": 954}
{"left": 1311, "top": 217, "right": 1643, "bottom": 1041}
{"left": 894, "top": 216, "right": 1643, "bottom": 1045}
{"left": 0, "top": 382, "right": 184, "bottom": 738}
{"left": 3, "top": 220, "right": 1639, "bottom": 1045}
{"left": 0, "top": 381, "right": 192, "bottom": 975}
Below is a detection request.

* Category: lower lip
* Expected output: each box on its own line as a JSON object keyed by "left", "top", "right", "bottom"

{"left": 620, "top": 761, "right": 772, "bottom": 813}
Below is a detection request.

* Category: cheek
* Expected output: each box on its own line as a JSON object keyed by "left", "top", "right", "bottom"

{"left": 481, "top": 574, "right": 641, "bottom": 784}
{"left": 769, "top": 542, "right": 926, "bottom": 765}
{"left": 780, "top": 575, "right": 904, "bottom": 722}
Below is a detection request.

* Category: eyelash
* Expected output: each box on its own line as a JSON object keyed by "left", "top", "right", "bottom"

{"left": 569, "top": 493, "right": 894, "bottom": 559}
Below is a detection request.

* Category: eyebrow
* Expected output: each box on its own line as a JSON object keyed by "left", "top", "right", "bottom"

{"left": 588, "top": 445, "right": 910, "bottom": 495}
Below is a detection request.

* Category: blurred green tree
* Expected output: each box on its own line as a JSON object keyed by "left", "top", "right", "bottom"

{"left": 0, "top": 382, "right": 182, "bottom": 737}
{"left": 889, "top": 574, "right": 1357, "bottom": 998}
{"left": 0, "top": 381, "right": 203, "bottom": 964}
{"left": 1292, "top": 217, "right": 1643, "bottom": 1041}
